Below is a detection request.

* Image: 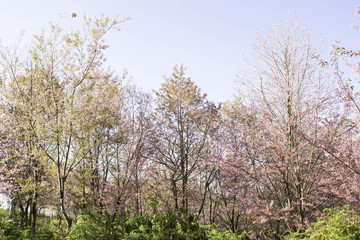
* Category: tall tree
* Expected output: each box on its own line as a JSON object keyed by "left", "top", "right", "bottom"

{"left": 0, "top": 15, "right": 126, "bottom": 230}
{"left": 0, "top": 41, "right": 55, "bottom": 229}
{"left": 153, "top": 65, "right": 219, "bottom": 216}
{"left": 210, "top": 99, "right": 258, "bottom": 234}
{"left": 227, "top": 19, "right": 341, "bottom": 237}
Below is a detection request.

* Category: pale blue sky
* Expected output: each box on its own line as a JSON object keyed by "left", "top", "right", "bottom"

{"left": 0, "top": 0, "right": 359, "bottom": 103}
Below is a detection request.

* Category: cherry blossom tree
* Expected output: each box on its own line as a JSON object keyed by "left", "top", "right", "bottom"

{"left": 325, "top": 7, "right": 360, "bottom": 208}
{"left": 209, "top": 98, "right": 258, "bottom": 234}
{"left": 217, "top": 19, "right": 342, "bottom": 237}
{"left": 0, "top": 41, "right": 56, "bottom": 229}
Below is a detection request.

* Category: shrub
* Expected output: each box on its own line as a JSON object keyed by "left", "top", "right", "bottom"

{"left": 66, "top": 211, "right": 124, "bottom": 240}
{"left": 0, "top": 209, "right": 22, "bottom": 240}
{"left": 124, "top": 210, "right": 207, "bottom": 240}
{"left": 66, "top": 209, "right": 248, "bottom": 240}
{"left": 204, "top": 226, "right": 250, "bottom": 240}
{"left": 286, "top": 205, "right": 360, "bottom": 240}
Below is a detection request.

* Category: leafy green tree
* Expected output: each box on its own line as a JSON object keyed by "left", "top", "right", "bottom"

{"left": 153, "top": 65, "right": 219, "bottom": 216}
{"left": 0, "top": 30, "right": 56, "bottom": 230}
{"left": 0, "top": 15, "right": 126, "bottom": 230}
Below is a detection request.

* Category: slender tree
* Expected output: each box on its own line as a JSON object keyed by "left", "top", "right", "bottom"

{"left": 153, "top": 65, "right": 219, "bottom": 216}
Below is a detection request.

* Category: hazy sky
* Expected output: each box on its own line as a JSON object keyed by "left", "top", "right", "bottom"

{"left": 0, "top": 0, "right": 359, "bottom": 103}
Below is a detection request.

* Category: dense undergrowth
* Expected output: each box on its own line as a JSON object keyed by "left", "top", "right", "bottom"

{"left": 0, "top": 208, "right": 249, "bottom": 240}
{"left": 1, "top": 206, "right": 360, "bottom": 239}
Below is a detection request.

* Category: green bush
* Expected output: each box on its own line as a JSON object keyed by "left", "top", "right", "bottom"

{"left": 0, "top": 209, "right": 67, "bottom": 240}
{"left": 286, "top": 205, "right": 360, "bottom": 240}
{"left": 123, "top": 210, "right": 207, "bottom": 240}
{"left": 67, "top": 211, "right": 124, "bottom": 240}
{"left": 1, "top": 206, "right": 248, "bottom": 240}
{"left": 67, "top": 209, "right": 248, "bottom": 240}
{"left": 0, "top": 209, "right": 22, "bottom": 240}
{"left": 204, "top": 226, "right": 250, "bottom": 240}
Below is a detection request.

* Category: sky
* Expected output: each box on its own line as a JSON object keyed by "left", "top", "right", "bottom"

{"left": 0, "top": 0, "right": 359, "bottom": 103}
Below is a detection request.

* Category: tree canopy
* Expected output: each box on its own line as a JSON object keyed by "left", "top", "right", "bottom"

{"left": 1, "top": 10, "right": 360, "bottom": 240}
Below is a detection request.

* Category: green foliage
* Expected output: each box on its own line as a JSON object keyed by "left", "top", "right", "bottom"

{"left": 122, "top": 210, "right": 249, "bottom": 240}
{"left": 122, "top": 211, "right": 201, "bottom": 239}
{"left": 0, "top": 209, "right": 68, "bottom": 240}
{"left": 67, "top": 211, "right": 123, "bottom": 240}
{"left": 0, "top": 209, "right": 22, "bottom": 240}
{"left": 204, "top": 226, "right": 250, "bottom": 240}
{"left": 65, "top": 209, "right": 248, "bottom": 240}
{"left": 0, "top": 205, "right": 248, "bottom": 240}
{"left": 286, "top": 205, "right": 360, "bottom": 240}
{"left": 45, "top": 219, "right": 68, "bottom": 240}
